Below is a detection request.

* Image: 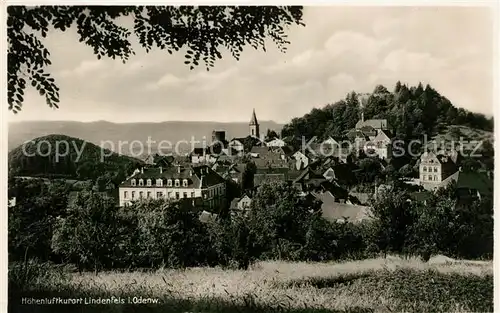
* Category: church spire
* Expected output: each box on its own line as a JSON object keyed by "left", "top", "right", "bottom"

{"left": 249, "top": 108, "right": 260, "bottom": 138}
{"left": 249, "top": 108, "right": 258, "bottom": 125}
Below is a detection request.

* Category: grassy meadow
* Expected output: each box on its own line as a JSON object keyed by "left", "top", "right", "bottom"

{"left": 10, "top": 255, "right": 493, "bottom": 313}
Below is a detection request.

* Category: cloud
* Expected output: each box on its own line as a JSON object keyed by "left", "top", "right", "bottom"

{"left": 12, "top": 7, "right": 493, "bottom": 123}
{"left": 58, "top": 60, "right": 103, "bottom": 77}
{"left": 146, "top": 73, "right": 183, "bottom": 90}
{"left": 381, "top": 49, "right": 446, "bottom": 73}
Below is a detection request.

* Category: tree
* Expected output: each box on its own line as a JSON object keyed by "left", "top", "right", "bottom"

{"left": 51, "top": 190, "right": 120, "bottom": 274}
{"left": 7, "top": 6, "right": 304, "bottom": 112}
{"left": 265, "top": 129, "right": 279, "bottom": 141}
{"left": 8, "top": 177, "right": 70, "bottom": 262}
{"left": 248, "top": 182, "right": 318, "bottom": 260}
{"left": 369, "top": 190, "right": 415, "bottom": 255}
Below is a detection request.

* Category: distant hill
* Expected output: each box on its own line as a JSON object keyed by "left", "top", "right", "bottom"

{"left": 8, "top": 120, "right": 283, "bottom": 155}
{"left": 8, "top": 134, "right": 143, "bottom": 181}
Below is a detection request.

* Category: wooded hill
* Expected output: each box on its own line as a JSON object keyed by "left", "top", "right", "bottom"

{"left": 8, "top": 134, "right": 143, "bottom": 181}
{"left": 281, "top": 82, "right": 493, "bottom": 142}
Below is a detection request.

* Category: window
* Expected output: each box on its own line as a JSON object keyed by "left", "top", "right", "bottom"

{"left": 139, "top": 191, "right": 143, "bottom": 198}
{"left": 139, "top": 179, "right": 144, "bottom": 186}
{"left": 131, "top": 191, "right": 135, "bottom": 199}
{"left": 124, "top": 191, "right": 128, "bottom": 199}
{"left": 167, "top": 179, "right": 172, "bottom": 187}
{"left": 146, "top": 179, "right": 152, "bottom": 186}
{"left": 183, "top": 179, "right": 188, "bottom": 187}
{"left": 176, "top": 192, "right": 180, "bottom": 199}
{"left": 183, "top": 192, "right": 187, "bottom": 198}
{"left": 131, "top": 179, "right": 136, "bottom": 186}
{"left": 168, "top": 192, "right": 171, "bottom": 198}
{"left": 175, "top": 179, "right": 180, "bottom": 187}
{"left": 434, "top": 167, "right": 438, "bottom": 173}
{"left": 191, "top": 192, "right": 195, "bottom": 198}
{"left": 423, "top": 166, "right": 427, "bottom": 172}
{"left": 147, "top": 191, "right": 151, "bottom": 198}
{"left": 156, "top": 192, "right": 162, "bottom": 198}
{"left": 428, "top": 175, "right": 433, "bottom": 181}
{"left": 156, "top": 179, "right": 163, "bottom": 186}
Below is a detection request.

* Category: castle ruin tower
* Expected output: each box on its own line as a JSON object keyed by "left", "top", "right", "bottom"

{"left": 249, "top": 108, "right": 260, "bottom": 138}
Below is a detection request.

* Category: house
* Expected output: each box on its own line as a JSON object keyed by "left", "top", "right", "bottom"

{"left": 365, "top": 129, "right": 392, "bottom": 160}
{"left": 439, "top": 170, "right": 493, "bottom": 200}
{"left": 293, "top": 168, "right": 328, "bottom": 191}
{"left": 312, "top": 191, "right": 371, "bottom": 223}
{"left": 253, "top": 167, "right": 289, "bottom": 187}
{"left": 214, "top": 163, "right": 245, "bottom": 184}
{"left": 118, "top": 164, "right": 226, "bottom": 208}
{"left": 292, "top": 151, "right": 310, "bottom": 170}
{"left": 419, "top": 151, "right": 458, "bottom": 190}
{"left": 230, "top": 194, "right": 252, "bottom": 211}
{"left": 266, "top": 138, "right": 286, "bottom": 147}
{"left": 229, "top": 136, "right": 265, "bottom": 155}
{"left": 199, "top": 210, "right": 218, "bottom": 223}
{"left": 322, "top": 137, "right": 340, "bottom": 146}
{"left": 190, "top": 147, "right": 208, "bottom": 164}
{"left": 355, "top": 118, "right": 389, "bottom": 131}
{"left": 322, "top": 163, "right": 356, "bottom": 186}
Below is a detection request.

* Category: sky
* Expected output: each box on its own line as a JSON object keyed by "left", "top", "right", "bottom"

{"left": 8, "top": 5, "right": 495, "bottom": 124}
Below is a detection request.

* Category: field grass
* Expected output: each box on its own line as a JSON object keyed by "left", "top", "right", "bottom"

{"left": 9, "top": 255, "right": 493, "bottom": 313}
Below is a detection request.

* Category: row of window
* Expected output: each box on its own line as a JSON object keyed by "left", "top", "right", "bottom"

{"left": 422, "top": 166, "right": 439, "bottom": 173}
{"left": 423, "top": 175, "right": 439, "bottom": 181}
{"left": 124, "top": 190, "right": 196, "bottom": 200}
{"left": 131, "top": 178, "right": 189, "bottom": 187}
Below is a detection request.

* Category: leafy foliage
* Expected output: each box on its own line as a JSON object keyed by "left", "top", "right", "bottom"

{"left": 7, "top": 6, "right": 304, "bottom": 112}
{"left": 8, "top": 177, "right": 70, "bottom": 262}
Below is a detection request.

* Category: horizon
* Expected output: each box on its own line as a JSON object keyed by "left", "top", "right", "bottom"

{"left": 7, "top": 6, "right": 494, "bottom": 124}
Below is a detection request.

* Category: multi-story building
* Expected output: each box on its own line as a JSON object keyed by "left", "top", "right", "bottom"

{"left": 419, "top": 151, "right": 458, "bottom": 189}
{"left": 118, "top": 164, "right": 226, "bottom": 208}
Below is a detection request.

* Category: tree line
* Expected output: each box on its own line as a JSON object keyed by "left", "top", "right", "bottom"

{"left": 9, "top": 177, "right": 493, "bottom": 274}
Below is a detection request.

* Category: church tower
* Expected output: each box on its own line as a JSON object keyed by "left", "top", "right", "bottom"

{"left": 249, "top": 108, "right": 260, "bottom": 138}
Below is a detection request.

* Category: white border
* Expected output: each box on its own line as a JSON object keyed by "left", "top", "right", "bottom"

{"left": 1, "top": 2, "right": 498, "bottom": 312}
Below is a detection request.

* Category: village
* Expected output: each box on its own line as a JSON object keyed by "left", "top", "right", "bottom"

{"left": 118, "top": 107, "right": 493, "bottom": 224}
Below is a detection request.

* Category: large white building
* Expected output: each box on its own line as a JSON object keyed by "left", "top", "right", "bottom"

{"left": 118, "top": 164, "right": 226, "bottom": 208}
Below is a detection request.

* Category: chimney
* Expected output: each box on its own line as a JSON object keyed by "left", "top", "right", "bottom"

{"left": 160, "top": 167, "right": 163, "bottom": 174}
{"left": 361, "top": 112, "right": 364, "bottom": 123}
{"left": 141, "top": 167, "right": 144, "bottom": 174}
{"left": 177, "top": 164, "right": 181, "bottom": 173}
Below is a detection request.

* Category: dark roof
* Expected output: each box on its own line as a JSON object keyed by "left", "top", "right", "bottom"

{"left": 293, "top": 168, "right": 325, "bottom": 184}
{"left": 119, "top": 165, "right": 225, "bottom": 188}
{"left": 355, "top": 119, "right": 388, "bottom": 130}
{"left": 453, "top": 171, "right": 493, "bottom": 196}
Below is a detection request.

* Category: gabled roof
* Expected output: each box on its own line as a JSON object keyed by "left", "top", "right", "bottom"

{"left": 444, "top": 170, "right": 493, "bottom": 196}
{"left": 293, "top": 168, "right": 326, "bottom": 184}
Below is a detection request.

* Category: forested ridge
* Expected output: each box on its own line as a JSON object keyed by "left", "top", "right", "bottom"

{"left": 281, "top": 82, "right": 493, "bottom": 141}
{"left": 8, "top": 134, "right": 143, "bottom": 181}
